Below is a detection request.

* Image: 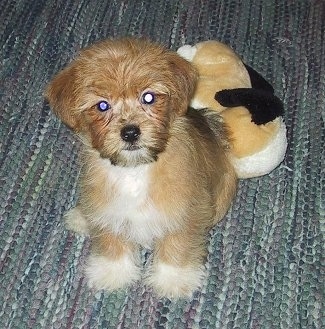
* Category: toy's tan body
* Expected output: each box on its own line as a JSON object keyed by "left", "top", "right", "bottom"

{"left": 178, "top": 41, "right": 287, "bottom": 178}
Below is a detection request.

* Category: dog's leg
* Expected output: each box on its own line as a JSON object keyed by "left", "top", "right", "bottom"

{"left": 85, "top": 233, "right": 140, "bottom": 291}
{"left": 147, "top": 231, "right": 206, "bottom": 298}
{"left": 64, "top": 207, "right": 90, "bottom": 235}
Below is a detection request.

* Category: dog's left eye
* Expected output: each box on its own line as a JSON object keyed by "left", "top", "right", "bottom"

{"left": 141, "top": 92, "right": 155, "bottom": 105}
{"left": 97, "top": 101, "right": 111, "bottom": 112}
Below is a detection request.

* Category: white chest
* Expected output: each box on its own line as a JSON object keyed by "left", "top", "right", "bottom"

{"left": 96, "top": 164, "right": 167, "bottom": 247}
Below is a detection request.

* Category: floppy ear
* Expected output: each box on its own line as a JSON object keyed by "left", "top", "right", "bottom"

{"left": 45, "top": 63, "right": 81, "bottom": 131}
{"left": 167, "top": 52, "right": 198, "bottom": 114}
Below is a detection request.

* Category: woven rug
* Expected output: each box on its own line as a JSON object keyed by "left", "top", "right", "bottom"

{"left": 0, "top": 0, "right": 324, "bottom": 328}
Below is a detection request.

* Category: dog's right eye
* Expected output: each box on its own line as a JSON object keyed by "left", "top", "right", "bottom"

{"left": 97, "top": 101, "right": 111, "bottom": 112}
{"left": 141, "top": 92, "right": 155, "bottom": 105}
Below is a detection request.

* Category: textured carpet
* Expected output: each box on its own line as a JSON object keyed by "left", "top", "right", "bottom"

{"left": 0, "top": 0, "right": 324, "bottom": 328}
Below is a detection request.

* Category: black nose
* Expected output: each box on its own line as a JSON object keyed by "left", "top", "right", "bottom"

{"left": 120, "top": 125, "right": 141, "bottom": 142}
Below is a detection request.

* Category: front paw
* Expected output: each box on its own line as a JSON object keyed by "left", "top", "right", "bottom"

{"left": 85, "top": 254, "right": 141, "bottom": 291}
{"left": 146, "top": 262, "right": 205, "bottom": 299}
{"left": 64, "top": 207, "right": 89, "bottom": 235}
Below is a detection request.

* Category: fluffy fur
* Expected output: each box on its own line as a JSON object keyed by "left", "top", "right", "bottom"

{"left": 46, "top": 38, "right": 237, "bottom": 298}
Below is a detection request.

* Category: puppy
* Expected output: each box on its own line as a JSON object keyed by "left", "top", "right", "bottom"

{"left": 45, "top": 38, "right": 237, "bottom": 298}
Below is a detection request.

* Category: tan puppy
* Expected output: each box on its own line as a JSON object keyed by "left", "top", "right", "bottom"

{"left": 46, "top": 38, "right": 237, "bottom": 298}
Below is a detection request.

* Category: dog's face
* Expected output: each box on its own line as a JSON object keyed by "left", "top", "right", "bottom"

{"left": 46, "top": 38, "right": 197, "bottom": 166}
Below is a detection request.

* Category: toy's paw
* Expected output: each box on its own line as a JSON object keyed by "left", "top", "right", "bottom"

{"left": 215, "top": 88, "right": 284, "bottom": 125}
{"left": 85, "top": 254, "right": 141, "bottom": 291}
{"left": 177, "top": 44, "right": 197, "bottom": 61}
{"left": 231, "top": 118, "right": 287, "bottom": 178}
{"left": 146, "top": 262, "right": 205, "bottom": 299}
{"left": 64, "top": 207, "right": 89, "bottom": 235}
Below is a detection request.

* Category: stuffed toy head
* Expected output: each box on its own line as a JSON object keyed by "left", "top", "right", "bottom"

{"left": 178, "top": 41, "right": 287, "bottom": 178}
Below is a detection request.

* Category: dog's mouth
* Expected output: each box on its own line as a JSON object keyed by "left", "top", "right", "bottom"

{"left": 123, "top": 143, "right": 141, "bottom": 151}
{"left": 100, "top": 142, "right": 160, "bottom": 167}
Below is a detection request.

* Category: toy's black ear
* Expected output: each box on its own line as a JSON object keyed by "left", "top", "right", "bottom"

{"left": 215, "top": 64, "right": 284, "bottom": 125}
{"left": 216, "top": 88, "right": 284, "bottom": 125}
{"left": 244, "top": 64, "right": 274, "bottom": 93}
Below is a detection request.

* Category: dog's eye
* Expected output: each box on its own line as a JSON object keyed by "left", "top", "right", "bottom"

{"left": 141, "top": 92, "right": 155, "bottom": 105}
{"left": 97, "top": 101, "right": 111, "bottom": 112}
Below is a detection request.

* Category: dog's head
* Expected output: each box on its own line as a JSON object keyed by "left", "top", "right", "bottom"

{"left": 45, "top": 38, "right": 197, "bottom": 166}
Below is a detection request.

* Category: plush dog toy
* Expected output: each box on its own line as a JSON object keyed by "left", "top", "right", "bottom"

{"left": 177, "top": 41, "right": 287, "bottom": 178}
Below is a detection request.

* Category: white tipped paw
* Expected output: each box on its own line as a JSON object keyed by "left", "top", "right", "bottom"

{"left": 146, "top": 262, "right": 205, "bottom": 299}
{"left": 85, "top": 254, "right": 141, "bottom": 291}
{"left": 64, "top": 207, "right": 89, "bottom": 235}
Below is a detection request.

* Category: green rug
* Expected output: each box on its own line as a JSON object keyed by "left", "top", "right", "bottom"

{"left": 0, "top": 0, "right": 324, "bottom": 328}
